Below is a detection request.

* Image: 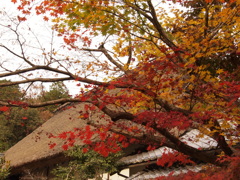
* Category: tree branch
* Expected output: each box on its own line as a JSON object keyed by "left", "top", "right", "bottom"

{"left": 82, "top": 47, "right": 126, "bottom": 72}
{"left": 123, "top": 0, "right": 184, "bottom": 62}
{"left": 0, "top": 78, "right": 72, "bottom": 87}
{"left": 157, "top": 127, "right": 223, "bottom": 166}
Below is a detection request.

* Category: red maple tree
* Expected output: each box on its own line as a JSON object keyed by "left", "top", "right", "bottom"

{"left": 1, "top": 0, "right": 239, "bottom": 178}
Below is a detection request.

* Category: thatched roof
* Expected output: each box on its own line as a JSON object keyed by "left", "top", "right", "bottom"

{"left": 3, "top": 85, "right": 185, "bottom": 175}
{"left": 4, "top": 91, "right": 145, "bottom": 174}
{"left": 4, "top": 102, "right": 106, "bottom": 172}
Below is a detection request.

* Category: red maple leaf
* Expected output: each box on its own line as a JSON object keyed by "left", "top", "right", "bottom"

{"left": 17, "top": 16, "right": 27, "bottom": 21}
{"left": 0, "top": 106, "right": 10, "bottom": 112}
{"left": 58, "top": 132, "right": 67, "bottom": 139}
{"left": 108, "top": 84, "right": 115, "bottom": 90}
{"left": 62, "top": 144, "right": 68, "bottom": 150}
{"left": 82, "top": 148, "right": 88, "bottom": 153}
{"left": 49, "top": 143, "right": 56, "bottom": 149}
{"left": 43, "top": 16, "right": 49, "bottom": 21}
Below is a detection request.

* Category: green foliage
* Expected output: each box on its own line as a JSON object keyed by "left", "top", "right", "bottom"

{"left": 43, "top": 82, "right": 69, "bottom": 100}
{"left": 0, "top": 155, "right": 10, "bottom": 180}
{"left": 52, "top": 146, "right": 123, "bottom": 180}
{"left": 0, "top": 81, "right": 69, "bottom": 151}
{"left": 41, "top": 82, "right": 69, "bottom": 112}
{"left": 0, "top": 80, "right": 22, "bottom": 101}
{"left": 0, "top": 80, "right": 43, "bottom": 151}
{"left": 0, "top": 108, "right": 43, "bottom": 151}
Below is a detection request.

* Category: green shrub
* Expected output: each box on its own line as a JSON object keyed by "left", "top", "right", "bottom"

{"left": 52, "top": 146, "right": 122, "bottom": 180}
{"left": 0, "top": 155, "right": 10, "bottom": 180}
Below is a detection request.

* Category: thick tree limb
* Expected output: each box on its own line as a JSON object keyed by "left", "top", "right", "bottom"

{"left": 89, "top": 106, "right": 224, "bottom": 166}
{"left": 0, "top": 98, "right": 83, "bottom": 108}
{"left": 212, "top": 120, "right": 233, "bottom": 156}
{"left": 157, "top": 127, "right": 222, "bottom": 166}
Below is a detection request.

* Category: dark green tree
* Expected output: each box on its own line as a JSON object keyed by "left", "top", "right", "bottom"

{"left": 41, "top": 82, "right": 70, "bottom": 112}
{"left": 0, "top": 80, "right": 43, "bottom": 151}
{"left": 0, "top": 108, "right": 43, "bottom": 151}
{"left": 0, "top": 80, "right": 22, "bottom": 101}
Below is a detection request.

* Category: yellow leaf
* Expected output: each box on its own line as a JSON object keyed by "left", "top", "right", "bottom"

{"left": 216, "top": 69, "right": 224, "bottom": 74}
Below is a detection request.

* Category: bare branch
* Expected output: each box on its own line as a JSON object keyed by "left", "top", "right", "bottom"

{"left": 82, "top": 47, "right": 127, "bottom": 72}
{"left": 0, "top": 77, "right": 72, "bottom": 87}
{"left": 0, "top": 44, "right": 34, "bottom": 67}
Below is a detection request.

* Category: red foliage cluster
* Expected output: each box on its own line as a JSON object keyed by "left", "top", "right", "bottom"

{"left": 52, "top": 125, "right": 130, "bottom": 156}
{"left": 155, "top": 155, "right": 240, "bottom": 180}
{"left": 157, "top": 151, "right": 195, "bottom": 167}
{"left": 135, "top": 111, "right": 192, "bottom": 130}
{"left": 0, "top": 106, "right": 10, "bottom": 112}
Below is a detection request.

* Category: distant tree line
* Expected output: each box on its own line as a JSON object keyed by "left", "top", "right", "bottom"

{"left": 0, "top": 80, "right": 69, "bottom": 152}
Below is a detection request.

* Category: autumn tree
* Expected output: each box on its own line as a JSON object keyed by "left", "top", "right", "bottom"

{"left": 0, "top": 0, "right": 239, "bottom": 177}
